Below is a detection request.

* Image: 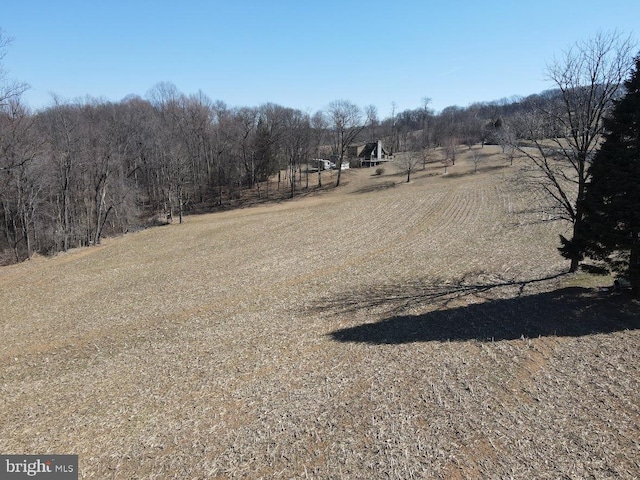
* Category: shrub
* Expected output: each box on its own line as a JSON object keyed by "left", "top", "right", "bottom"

{"left": 375, "top": 167, "right": 385, "bottom": 176}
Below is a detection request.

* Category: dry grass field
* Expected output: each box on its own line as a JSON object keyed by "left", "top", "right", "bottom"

{"left": 1, "top": 146, "right": 639, "bottom": 479}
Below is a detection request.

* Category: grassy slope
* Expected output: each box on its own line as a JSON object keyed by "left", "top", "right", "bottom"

{"left": 1, "top": 147, "right": 638, "bottom": 478}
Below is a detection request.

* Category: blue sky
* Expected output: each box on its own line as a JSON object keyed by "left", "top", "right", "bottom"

{"left": 2, "top": 1, "right": 638, "bottom": 116}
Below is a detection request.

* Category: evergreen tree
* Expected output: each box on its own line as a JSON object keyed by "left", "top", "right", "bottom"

{"left": 580, "top": 55, "right": 640, "bottom": 296}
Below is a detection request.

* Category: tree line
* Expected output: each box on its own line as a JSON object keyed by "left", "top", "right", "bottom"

{"left": 0, "top": 84, "right": 563, "bottom": 264}
{"left": 0, "top": 85, "right": 329, "bottom": 263}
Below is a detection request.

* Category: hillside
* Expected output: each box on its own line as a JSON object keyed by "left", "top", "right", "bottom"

{"left": 1, "top": 148, "right": 639, "bottom": 478}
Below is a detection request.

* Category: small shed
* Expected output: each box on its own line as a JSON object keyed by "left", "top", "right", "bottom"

{"left": 309, "top": 158, "right": 332, "bottom": 171}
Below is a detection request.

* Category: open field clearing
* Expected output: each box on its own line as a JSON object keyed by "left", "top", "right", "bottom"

{"left": 1, "top": 148, "right": 639, "bottom": 478}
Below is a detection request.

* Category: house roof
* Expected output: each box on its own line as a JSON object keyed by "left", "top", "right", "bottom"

{"left": 356, "top": 141, "right": 390, "bottom": 158}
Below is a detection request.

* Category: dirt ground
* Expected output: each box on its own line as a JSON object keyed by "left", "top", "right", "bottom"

{"left": 1, "top": 147, "right": 639, "bottom": 478}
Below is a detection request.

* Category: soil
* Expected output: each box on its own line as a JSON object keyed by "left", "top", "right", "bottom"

{"left": 1, "top": 147, "right": 638, "bottom": 478}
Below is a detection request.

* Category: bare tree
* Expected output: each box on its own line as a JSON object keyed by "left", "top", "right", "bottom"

{"left": 515, "top": 31, "right": 636, "bottom": 271}
{"left": 257, "top": 103, "right": 289, "bottom": 195}
{"left": 147, "top": 83, "right": 194, "bottom": 222}
{"left": 461, "top": 112, "right": 483, "bottom": 150}
{"left": 180, "top": 91, "right": 218, "bottom": 204}
{"left": 441, "top": 157, "right": 453, "bottom": 175}
{"left": 311, "top": 110, "right": 327, "bottom": 188}
{"left": 436, "top": 105, "right": 463, "bottom": 160}
{"left": 420, "top": 146, "right": 435, "bottom": 170}
{"left": 80, "top": 99, "right": 139, "bottom": 244}
{"left": 443, "top": 135, "right": 458, "bottom": 166}
{"left": 0, "top": 99, "right": 43, "bottom": 261}
{"left": 419, "top": 97, "right": 434, "bottom": 150}
{"left": 363, "top": 104, "right": 380, "bottom": 144}
{"left": 389, "top": 101, "right": 399, "bottom": 153}
{"left": 395, "top": 152, "right": 422, "bottom": 182}
{"left": 471, "top": 149, "right": 482, "bottom": 173}
{"left": 326, "top": 100, "right": 364, "bottom": 187}
{"left": 41, "top": 97, "right": 83, "bottom": 251}
{"left": 281, "top": 108, "right": 311, "bottom": 198}
{"left": 493, "top": 122, "right": 518, "bottom": 166}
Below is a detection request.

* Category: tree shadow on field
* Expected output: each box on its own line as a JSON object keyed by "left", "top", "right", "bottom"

{"left": 352, "top": 180, "right": 397, "bottom": 194}
{"left": 319, "top": 274, "right": 640, "bottom": 344}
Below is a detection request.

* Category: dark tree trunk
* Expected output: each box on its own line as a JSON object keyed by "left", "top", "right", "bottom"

{"left": 630, "top": 232, "right": 639, "bottom": 298}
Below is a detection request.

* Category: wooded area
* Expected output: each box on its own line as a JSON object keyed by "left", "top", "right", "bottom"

{"left": 0, "top": 84, "right": 561, "bottom": 264}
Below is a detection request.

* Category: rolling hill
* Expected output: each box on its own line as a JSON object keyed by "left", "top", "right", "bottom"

{"left": 1, "top": 147, "right": 638, "bottom": 478}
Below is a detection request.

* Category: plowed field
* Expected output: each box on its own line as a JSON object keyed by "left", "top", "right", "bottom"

{"left": 1, "top": 149, "right": 639, "bottom": 478}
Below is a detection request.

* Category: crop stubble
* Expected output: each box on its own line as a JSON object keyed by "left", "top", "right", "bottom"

{"left": 1, "top": 154, "right": 638, "bottom": 478}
